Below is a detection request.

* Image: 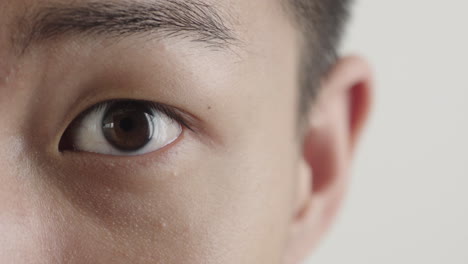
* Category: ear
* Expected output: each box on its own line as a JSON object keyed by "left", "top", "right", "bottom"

{"left": 283, "top": 56, "right": 373, "bottom": 264}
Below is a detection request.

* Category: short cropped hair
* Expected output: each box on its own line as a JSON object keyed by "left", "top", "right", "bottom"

{"left": 285, "top": 0, "right": 351, "bottom": 113}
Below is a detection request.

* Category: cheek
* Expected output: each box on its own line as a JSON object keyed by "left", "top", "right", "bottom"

{"left": 31, "top": 122, "right": 297, "bottom": 264}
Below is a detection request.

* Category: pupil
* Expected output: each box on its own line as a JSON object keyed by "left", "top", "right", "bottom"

{"left": 102, "top": 101, "right": 154, "bottom": 151}
{"left": 119, "top": 117, "right": 135, "bottom": 132}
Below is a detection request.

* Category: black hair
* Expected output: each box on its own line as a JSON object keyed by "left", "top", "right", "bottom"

{"left": 286, "top": 0, "right": 352, "bottom": 113}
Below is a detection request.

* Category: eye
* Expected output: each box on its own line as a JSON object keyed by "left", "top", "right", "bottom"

{"left": 59, "top": 100, "right": 184, "bottom": 156}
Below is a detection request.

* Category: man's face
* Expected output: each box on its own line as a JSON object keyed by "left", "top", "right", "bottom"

{"left": 0, "top": 0, "right": 304, "bottom": 263}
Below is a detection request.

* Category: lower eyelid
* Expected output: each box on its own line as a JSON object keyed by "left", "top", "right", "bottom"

{"left": 62, "top": 126, "right": 187, "bottom": 168}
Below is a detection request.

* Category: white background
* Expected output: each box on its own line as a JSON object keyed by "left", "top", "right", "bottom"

{"left": 307, "top": 1, "right": 468, "bottom": 263}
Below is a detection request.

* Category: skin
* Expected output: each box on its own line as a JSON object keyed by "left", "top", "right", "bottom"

{"left": 0, "top": 0, "right": 372, "bottom": 263}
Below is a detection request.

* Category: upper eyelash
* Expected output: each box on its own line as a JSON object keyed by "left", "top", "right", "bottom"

{"left": 86, "top": 99, "right": 194, "bottom": 131}
{"left": 147, "top": 102, "right": 194, "bottom": 131}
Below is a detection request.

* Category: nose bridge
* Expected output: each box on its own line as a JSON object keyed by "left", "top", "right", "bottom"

{"left": 0, "top": 183, "right": 50, "bottom": 262}
{"left": 0, "top": 141, "right": 70, "bottom": 263}
{"left": 0, "top": 77, "right": 83, "bottom": 262}
{"left": 0, "top": 30, "right": 85, "bottom": 264}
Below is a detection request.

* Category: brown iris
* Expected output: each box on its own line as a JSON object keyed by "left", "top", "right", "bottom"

{"left": 102, "top": 101, "right": 154, "bottom": 151}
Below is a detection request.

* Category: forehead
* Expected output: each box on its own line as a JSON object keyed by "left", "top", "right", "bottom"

{"left": 0, "top": 0, "right": 301, "bottom": 96}
{"left": 0, "top": 1, "right": 303, "bottom": 117}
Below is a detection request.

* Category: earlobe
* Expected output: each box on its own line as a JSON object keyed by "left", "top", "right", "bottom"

{"left": 283, "top": 56, "right": 373, "bottom": 264}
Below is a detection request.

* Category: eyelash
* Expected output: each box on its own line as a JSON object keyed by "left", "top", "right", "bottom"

{"left": 96, "top": 99, "right": 190, "bottom": 127}
{"left": 59, "top": 99, "right": 193, "bottom": 152}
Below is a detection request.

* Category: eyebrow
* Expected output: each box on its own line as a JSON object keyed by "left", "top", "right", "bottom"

{"left": 17, "top": 0, "right": 238, "bottom": 53}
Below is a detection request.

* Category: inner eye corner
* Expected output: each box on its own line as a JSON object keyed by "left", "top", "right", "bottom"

{"left": 58, "top": 125, "right": 74, "bottom": 153}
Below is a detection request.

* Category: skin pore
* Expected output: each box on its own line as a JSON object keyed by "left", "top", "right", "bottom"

{"left": 0, "top": 0, "right": 371, "bottom": 263}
